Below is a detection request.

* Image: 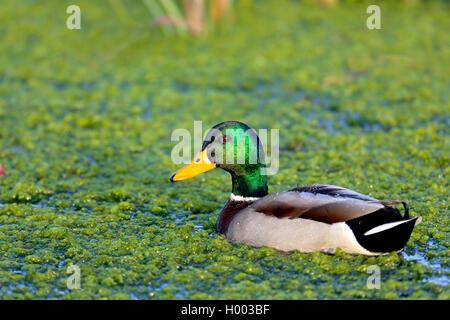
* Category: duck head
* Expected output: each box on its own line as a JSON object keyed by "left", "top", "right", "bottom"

{"left": 170, "top": 121, "right": 269, "bottom": 198}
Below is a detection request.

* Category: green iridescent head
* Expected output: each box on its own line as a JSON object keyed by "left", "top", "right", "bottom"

{"left": 170, "top": 121, "right": 269, "bottom": 198}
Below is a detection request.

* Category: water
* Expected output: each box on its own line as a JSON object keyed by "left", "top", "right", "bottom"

{"left": 401, "top": 242, "right": 449, "bottom": 286}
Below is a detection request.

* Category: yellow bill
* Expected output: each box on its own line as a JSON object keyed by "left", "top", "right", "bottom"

{"left": 170, "top": 149, "right": 216, "bottom": 182}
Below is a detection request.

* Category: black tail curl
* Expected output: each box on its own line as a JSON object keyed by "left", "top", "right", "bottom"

{"left": 378, "top": 200, "right": 409, "bottom": 218}
{"left": 345, "top": 200, "right": 418, "bottom": 253}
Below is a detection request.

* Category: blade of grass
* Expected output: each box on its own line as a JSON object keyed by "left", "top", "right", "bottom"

{"left": 158, "top": 0, "right": 187, "bottom": 34}
{"left": 143, "top": 0, "right": 165, "bottom": 18}
{"left": 143, "top": 0, "right": 173, "bottom": 35}
{"left": 159, "top": 0, "right": 185, "bottom": 20}
{"left": 183, "top": 0, "right": 204, "bottom": 35}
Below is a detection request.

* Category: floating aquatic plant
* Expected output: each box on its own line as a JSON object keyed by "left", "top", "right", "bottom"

{"left": 0, "top": 0, "right": 448, "bottom": 300}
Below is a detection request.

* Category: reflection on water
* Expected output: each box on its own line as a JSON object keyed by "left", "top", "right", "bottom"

{"left": 401, "top": 241, "right": 449, "bottom": 286}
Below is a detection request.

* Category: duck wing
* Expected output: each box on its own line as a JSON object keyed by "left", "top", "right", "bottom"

{"left": 290, "top": 184, "right": 378, "bottom": 201}
{"left": 250, "top": 184, "right": 404, "bottom": 224}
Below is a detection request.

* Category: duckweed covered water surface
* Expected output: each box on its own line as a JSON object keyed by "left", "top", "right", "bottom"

{"left": 0, "top": 0, "right": 448, "bottom": 299}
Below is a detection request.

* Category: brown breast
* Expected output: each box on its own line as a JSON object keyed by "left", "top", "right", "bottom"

{"left": 216, "top": 199, "right": 255, "bottom": 234}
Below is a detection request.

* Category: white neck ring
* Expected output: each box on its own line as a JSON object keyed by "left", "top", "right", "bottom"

{"left": 230, "top": 193, "right": 260, "bottom": 202}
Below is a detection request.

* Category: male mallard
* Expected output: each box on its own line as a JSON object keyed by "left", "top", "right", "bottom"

{"left": 170, "top": 121, "right": 421, "bottom": 255}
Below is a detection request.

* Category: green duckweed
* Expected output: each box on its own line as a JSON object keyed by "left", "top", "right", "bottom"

{"left": 0, "top": 0, "right": 448, "bottom": 299}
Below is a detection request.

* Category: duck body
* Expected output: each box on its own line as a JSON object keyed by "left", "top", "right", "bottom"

{"left": 170, "top": 121, "right": 421, "bottom": 256}
{"left": 219, "top": 185, "right": 419, "bottom": 255}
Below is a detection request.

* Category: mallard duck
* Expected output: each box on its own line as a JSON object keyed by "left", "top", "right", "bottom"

{"left": 170, "top": 121, "right": 421, "bottom": 255}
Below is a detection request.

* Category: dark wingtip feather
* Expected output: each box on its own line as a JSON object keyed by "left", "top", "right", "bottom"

{"left": 346, "top": 208, "right": 419, "bottom": 253}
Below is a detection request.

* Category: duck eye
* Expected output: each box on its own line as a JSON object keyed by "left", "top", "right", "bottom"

{"left": 222, "top": 135, "right": 231, "bottom": 144}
